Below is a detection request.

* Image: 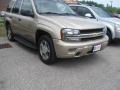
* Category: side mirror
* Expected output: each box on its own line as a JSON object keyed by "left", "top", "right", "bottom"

{"left": 85, "top": 13, "right": 92, "bottom": 18}
{"left": 21, "top": 10, "right": 34, "bottom": 17}
{"left": 0, "top": 11, "right": 5, "bottom": 17}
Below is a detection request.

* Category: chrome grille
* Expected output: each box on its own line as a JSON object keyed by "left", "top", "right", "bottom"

{"left": 80, "top": 28, "right": 104, "bottom": 41}
{"left": 80, "top": 28, "right": 103, "bottom": 34}
{"left": 81, "top": 36, "right": 103, "bottom": 42}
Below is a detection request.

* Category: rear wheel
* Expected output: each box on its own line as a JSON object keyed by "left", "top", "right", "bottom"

{"left": 38, "top": 35, "right": 56, "bottom": 65}
{"left": 6, "top": 25, "right": 15, "bottom": 41}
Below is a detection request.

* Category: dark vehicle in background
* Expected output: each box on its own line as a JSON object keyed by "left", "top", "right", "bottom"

{"left": 114, "top": 14, "right": 120, "bottom": 19}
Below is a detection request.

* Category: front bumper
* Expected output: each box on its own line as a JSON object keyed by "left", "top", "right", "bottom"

{"left": 53, "top": 36, "right": 108, "bottom": 58}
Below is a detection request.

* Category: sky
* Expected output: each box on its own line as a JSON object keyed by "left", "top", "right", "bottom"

{"left": 79, "top": 0, "right": 120, "bottom": 7}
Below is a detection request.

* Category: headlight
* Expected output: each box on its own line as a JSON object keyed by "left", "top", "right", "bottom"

{"left": 115, "top": 24, "right": 120, "bottom": 30}
{"left": 61, "top": 28, "right": 81, "bottom": 42}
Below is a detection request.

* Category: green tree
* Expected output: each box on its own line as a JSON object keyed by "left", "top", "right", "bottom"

{"left": 78, "top": 0, "right": 120, "bottom": 14}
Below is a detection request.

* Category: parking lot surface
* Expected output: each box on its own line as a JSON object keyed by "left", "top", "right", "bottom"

{"left": 0, "top": 37, "right": 120, "bottom": 90}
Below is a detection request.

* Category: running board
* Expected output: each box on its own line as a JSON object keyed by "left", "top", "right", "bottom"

{"left": 14, "top": 35, "right": 37, "bottom": 49}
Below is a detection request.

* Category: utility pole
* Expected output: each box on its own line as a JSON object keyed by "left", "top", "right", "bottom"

{"left": 110, "top": 0, "right": 113, "bottom": 7}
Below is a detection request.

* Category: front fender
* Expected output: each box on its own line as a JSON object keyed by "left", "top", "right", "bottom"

{"left": 36, "top": 23, "right": 61, "bottom": 39}
{"left": 99, "top": 20, "right": 116, "bottom": 39}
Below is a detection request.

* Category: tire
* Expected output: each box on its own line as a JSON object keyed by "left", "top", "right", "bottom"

{"left": 107, "top": 30, "right": 112, "bottom": 44}
{"left": 6, "top": 25, "right": 15, "bottom": 41}
{"left": 38, "top": 35, "right": 56, "bottom": 65}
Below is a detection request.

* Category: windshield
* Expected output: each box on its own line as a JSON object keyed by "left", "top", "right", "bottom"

{"left": 34, "top": 0, "right": 76, "bottom": 15}
{"left": 91, "top": 7, "right": 112, "bottom": 18}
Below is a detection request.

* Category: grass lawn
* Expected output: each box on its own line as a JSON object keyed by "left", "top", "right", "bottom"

{"left": 0, "top": 17, "right": 6, "bottom": 37}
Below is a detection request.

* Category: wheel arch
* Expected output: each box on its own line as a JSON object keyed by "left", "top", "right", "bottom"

{"left": 106, "top": 26, "right": 114, "bottom": 39}
{"left": 35, "top": 29, "right": 53, "bottom": 45}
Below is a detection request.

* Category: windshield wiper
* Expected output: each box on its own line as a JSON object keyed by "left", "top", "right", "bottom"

{"left": 39, "top": 12, "right": 77, "bottom": 16}
{"left": 39, "top": 12, "right": 61, "bottom": 15}
{"left": 60, "top": 13, "right": 77, "bottom": 16}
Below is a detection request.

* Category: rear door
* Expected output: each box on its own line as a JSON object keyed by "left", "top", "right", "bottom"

{"left": 5, "top": 0, "right": 16, "bottom": 31}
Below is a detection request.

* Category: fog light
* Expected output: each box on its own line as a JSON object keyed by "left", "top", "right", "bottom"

{"left": 75, "top": 52, "right": 81, "bottom": 56}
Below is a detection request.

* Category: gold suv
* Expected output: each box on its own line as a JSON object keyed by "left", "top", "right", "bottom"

{"left": 5, "top": 0, "right": 108, "bottom": 64}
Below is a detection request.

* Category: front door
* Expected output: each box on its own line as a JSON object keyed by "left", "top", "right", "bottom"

{"left": 18, "top": 0, "right": 35, "bottom": 42}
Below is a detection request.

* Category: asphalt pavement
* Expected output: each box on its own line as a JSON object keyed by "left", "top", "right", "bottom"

{"left": 0, "top": 37, "right": 120, "bottom": 90}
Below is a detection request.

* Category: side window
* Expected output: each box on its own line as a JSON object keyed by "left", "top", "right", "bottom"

{"left": 70, "top": 6, "right": 78, "bottom": 12}
{"left": 12, "top": 0, "right": 22, "bottom": 14}
{"left": 20, "top": 0, "right": 34, "bottom": 17}
{"left": 77, "top": 6, "right": 94, "bottom": 18}
{"left": 7, "top": 0, "right": 16, "bottom": 12}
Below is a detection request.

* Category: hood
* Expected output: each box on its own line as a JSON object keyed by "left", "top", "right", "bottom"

{"left": 101, "top": 17, "right": 120, "bottom": 25}
{"left": 38, "top": 15, "right": 104, "bottom": 29}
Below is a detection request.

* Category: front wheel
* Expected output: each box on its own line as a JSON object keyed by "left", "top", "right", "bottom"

{"left": 107, "top": 30, "right": 112, "bottom": 44}
{"left": 38, "top": 35, "right": 56, "bottom": 65}
{"left": 6, "top": 25, "right": 15, "bottom": 41}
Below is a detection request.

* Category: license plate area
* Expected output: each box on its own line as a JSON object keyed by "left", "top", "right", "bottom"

{"left": 93, "top": 44, "right": 101, "bottom": 52}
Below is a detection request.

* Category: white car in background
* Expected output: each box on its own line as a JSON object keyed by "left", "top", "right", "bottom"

{"left": 70, "top": 4, "right": 120, "bottom": 43}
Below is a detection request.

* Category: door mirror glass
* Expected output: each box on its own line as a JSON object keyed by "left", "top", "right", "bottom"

{"left": 85, "top": 13, "right": 92, "bottom": 18}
